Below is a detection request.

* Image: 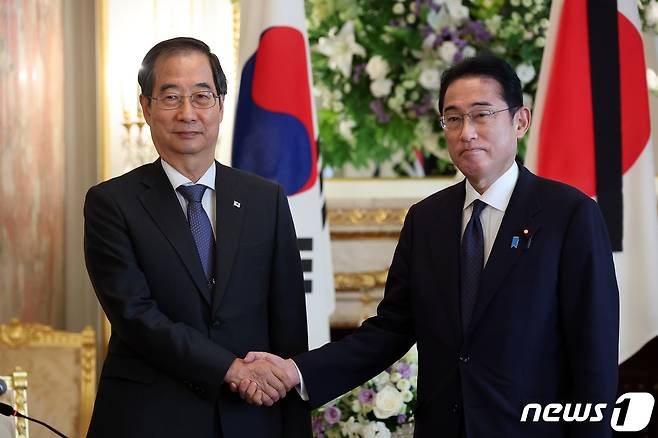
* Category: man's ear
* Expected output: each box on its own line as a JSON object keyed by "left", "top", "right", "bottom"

{"left": 515, "top": 106, "right": 532, "bottom": 139}
{"left": 139, "top": 94, "right": 152, "bottom": 124}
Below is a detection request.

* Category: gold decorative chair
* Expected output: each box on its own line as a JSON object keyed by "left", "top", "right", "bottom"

{"left": 0, "top": 367, "right": 29, "bottom": 438}
{"left": 0, "top": 319, "right": 96, "bottom": 438}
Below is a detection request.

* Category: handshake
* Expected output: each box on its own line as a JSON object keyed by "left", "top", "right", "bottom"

{"left": 224, "top": 352, "right": 301, "bottom": 406}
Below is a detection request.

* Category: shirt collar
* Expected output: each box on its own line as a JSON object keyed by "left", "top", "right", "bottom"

{"left": 160, "top": 159, "right": 216, "bottom": 191}
{"left": 463, "top": 161, "right": 519, "bottom": 212}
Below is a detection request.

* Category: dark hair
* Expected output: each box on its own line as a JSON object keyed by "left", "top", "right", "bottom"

{"left": 438, "top": 53, "right": 522, "bottom": 114}
{"left": 138, "top": 37, "right": 227, "bottom": 99}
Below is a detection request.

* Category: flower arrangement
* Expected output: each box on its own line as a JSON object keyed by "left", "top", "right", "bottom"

{"left": 639, "top": 0, "right": 658, "bottom": 96}
{"left": 305, "top": 0, "right": 550, "bottom": 176}
{"left": 311, "top": 345, "right": 418, "bottom": 438}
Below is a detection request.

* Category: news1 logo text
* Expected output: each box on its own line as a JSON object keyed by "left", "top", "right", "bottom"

{"left": 520, "top": 392, "right": 655, "bottom": 432}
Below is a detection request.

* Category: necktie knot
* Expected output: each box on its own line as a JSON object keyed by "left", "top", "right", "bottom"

{"left": 471, "top": 199, "right": 486, "bottom": 220}
{"left": 177, "top": 184, "right": 207, "bottom": 203}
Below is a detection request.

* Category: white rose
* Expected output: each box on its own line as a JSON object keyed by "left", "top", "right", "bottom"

{"left": 390, "top": 372, "right": 401, "bottom": 383}
{"left": 401, "top": 389, "right": 413, "bottom": 403}
{"left": 407, "top": 13, "right": 416, "bottom": 24}
{"left": 515, "top": 63, "right": 536, "bottom": 84}
{"left": 439, "top": 41, "right": 458, "bottom": 64}
{"left": 361, "top": 421, "right": 391, "bottom": 438}
{"left": 351, "top": 398, "right": 362, "bottom": 413}
{"left": 393, "top": 2, "right": 405, "bottom": 15}
{"left": 419, "top": 68, "right": 441, "bottom": 90}
{"left": 647, "top": 68, "right": 658, "bottom": 92}
{"left": 370, "top": 78, "right": 393, "bottom": 98}
{"left": 647, "top": 2, "right": 658, "bottom": 27}
{"left": 373, "top": 385, "right": 405, "bottom": 419}
{"left": 366, "top": 55, "right": 391, "bottom": 80}
{"left": 410, "top": 376, "right": 418, "bottom": 388}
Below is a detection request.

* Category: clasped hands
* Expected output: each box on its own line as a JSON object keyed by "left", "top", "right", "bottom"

{"left": 224, "top": 352, "right": 299, "bottom": 406}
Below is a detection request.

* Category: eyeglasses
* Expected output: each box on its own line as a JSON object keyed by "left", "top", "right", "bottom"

{"left": 439, "top": 107, "right": 517, "bottom": 131}
{"left": 149, "top": 91, "right": 220, "bottom": 110}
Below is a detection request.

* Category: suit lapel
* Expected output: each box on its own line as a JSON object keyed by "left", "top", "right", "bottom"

{"left": 138, "top": 160, "right": 212, "bottom": 306}
{"left": 429, "top": 181, "right": 466, "bottom": 347}
{"left": 466, "top": 166, "right": 541, "bottom": 337}
{"left": 212, "top": 162, "right": 245, "bottom": 314}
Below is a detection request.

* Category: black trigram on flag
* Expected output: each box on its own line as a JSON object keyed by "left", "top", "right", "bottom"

{"left": 298, "top": 237, "right": 313, "bottom": 293}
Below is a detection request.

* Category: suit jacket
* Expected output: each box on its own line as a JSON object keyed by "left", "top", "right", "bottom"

{"left": 295, "top": 165, "right": 619, "bottom": 438}
{"left": 84, "top": 160, "right": 311, "bottom": 437}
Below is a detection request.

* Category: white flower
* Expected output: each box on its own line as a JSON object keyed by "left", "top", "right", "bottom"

{"left": 422, "top": 34, "right": 437, "bottom": 50}
{"left": 410, "top": 375, "right": 418, "bottom": 388}
{"left": 373, "top": 385, "right": 405, "bottom": 419}
{"left": 390, "top": 372, "right": 401, "bottom": 383}
{"left": 535, "top": 37, "right": 546, "bottom": 48}
{"left": 351, "top": 398, "right": 362, "bottom": 413}
{"left": 366, "top": 55, "right": 390, "bottom": 80}
{"left": 393, "top": 2, "right": 405, "bottom": 15}
{"left": 419, "top": 68, "right": 441, "bottom": 90}
{"left": 340, "top": 417, "right": 361, "bottom": 437}
{"left": 439, "top": 41, "right": 459, "bottom": 64}
{"left": 647, "top": 2, "right": 658, "bottom": 27}
{"left": 433, "top": 0, "right": 469, "bottom": 21}
{"left": 372, "top": 372, "right": 390, "bottom": 388}
{"left": 396, "top": 378, "right": 411, "bottom": 392}
{"left": 406, "top": 13, "right": 416, "bottom": 24}
{"left": 370, "top": 78, "right": 393, "bottom": 97}
{"left": 316, "top": 21, "right": 366, "bottom": 77}
{"left": 361, "top": 421, "right": 391, "bottom": 438}
{"left": 515, "top": 63, "right": 536, "bottom": 84}
{"left": 462, "top": 46, "right": 476, "bottom": 59}
{"left": 427, "top": 8, "right": 451, "bottom": 32}
{"left": 401, "top": 389, "right": 414, "bottom": 403}
{"left": 523, "top": 92, "right": 534, "bottom": 108}
{"left": 647, "top": 68, "right": 658, "bottom": 93}
{"left": 338, "top": 118, "right": 357, "bottom": 143}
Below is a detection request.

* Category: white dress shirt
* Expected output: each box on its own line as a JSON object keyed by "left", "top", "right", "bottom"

{"left": 462, "top": 161, "right": 519, "bottom": 266}
{"left": 293, "top": 163, "right": 520, "bottom": 402}
{"left": 161, "top": 159, "right": 217, "bottom": 237}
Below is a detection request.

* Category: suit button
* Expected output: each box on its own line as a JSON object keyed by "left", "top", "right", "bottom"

{"left": 458, "top": 355, "right": 470, "bottom": 363}
{"left": 452, "top": 403, "right": 460, "bottom": 413}
{"left": 211, "top": 320, "right": 221, "bottom": 328}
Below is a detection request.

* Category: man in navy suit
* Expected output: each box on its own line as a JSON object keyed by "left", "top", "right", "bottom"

{"left": 239, "top": 54, "right": 620, "bottom": 437}
{"left": 84, "top": 37, "right": 311, "bottom": 437}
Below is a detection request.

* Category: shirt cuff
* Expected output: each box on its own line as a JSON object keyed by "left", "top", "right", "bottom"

{"left": 291, "top": 359, "right": 309, "bottom": 401}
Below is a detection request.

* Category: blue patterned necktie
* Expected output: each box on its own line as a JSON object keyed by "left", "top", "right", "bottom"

{"left": 177, "top": 184, "right": 215, "bottom": 282}
{"left": 461, "top": 199, "right": 486, "bottom": 332}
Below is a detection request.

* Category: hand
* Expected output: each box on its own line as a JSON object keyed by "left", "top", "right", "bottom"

{"left": 229, "top": 352, "right": 301, "bottom": 404}
{"left": 243, "top": 352, "right": 300, "bottom": 390}
{"left": 224, "top": 358, "right": 291, "bottom": 406}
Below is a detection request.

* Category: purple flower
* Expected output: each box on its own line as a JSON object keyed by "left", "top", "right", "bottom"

{"left": 466, "top": 20, "right": 492, "bottom": 41}
{"left": 352, "top": 63, "right": 366, "bottom": 83}
{"left": 358, "top": 388, "right": 376, "bottom": 404}
{"left": 324, "top": 406, "right": 342, "bottom": 425}
{"left": 397, "top": 362, "right": 412, "bottom": 379}
{"left": 397, "top": 414, "right": 407, "bottom": 424}
{"left": 370, "top": 100, "right": 391, "bottom": 124}
{"left": 312, "top": 417, "right": 324, "bottom": 434}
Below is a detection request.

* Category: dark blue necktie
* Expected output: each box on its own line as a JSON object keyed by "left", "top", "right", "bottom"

{"left": 461, "top": 199, "right": 486, "bottom": 332}
{"left": 177, "top": 184, "right": 215, "bottom": 282}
